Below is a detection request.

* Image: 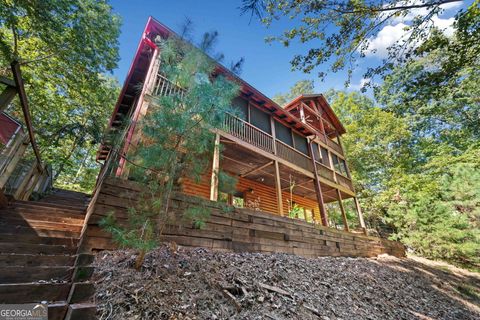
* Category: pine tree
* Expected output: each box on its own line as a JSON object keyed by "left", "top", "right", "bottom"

{"left": 101, "top": 32, "right": 240, "bottom": 269}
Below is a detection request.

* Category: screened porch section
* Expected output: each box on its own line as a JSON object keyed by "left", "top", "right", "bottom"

{"left": 222, "top": 101, "right": 354, "bottom": 194}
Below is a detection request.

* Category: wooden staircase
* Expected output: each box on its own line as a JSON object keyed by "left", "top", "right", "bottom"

{"left": 0, "top": 189, "right": 96, "bottom": 319}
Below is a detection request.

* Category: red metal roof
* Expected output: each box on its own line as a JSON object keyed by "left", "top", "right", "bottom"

{"left": 0, "top": 112, "right": 23, "bottom": 145}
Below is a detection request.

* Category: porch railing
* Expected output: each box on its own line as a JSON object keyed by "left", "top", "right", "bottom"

{"left": 315, "top": 161, "right": 336, "bottom": 181}
{"left": 336, "top": 173, "right": 354, "bottom": 191}
{"left": 326, "top": 138, "right": 343, "bottom": 154}
{"left": 152, "top": 73, "right": 185, "bottom": 97}
{"left": 275, "top": 140, "right": 312, "bottom": 172}
{"left": 223, "top": 113, "right": 274, "bottom": 154}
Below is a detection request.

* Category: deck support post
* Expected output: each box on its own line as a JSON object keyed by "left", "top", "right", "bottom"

{"left": 336, "top": 189, "right": 349, "bottom": 232}
{"left": 210, "top": 133, "right": 221, "bottom": 201}
{"left": 308, "top": 140, "right": 328, "bottom": 227}
{"left": 354, "top": 197, "right": 367, "bottom": 235}
{"left": 270, "top": 116, "right": 284, "bottom": 216}
{"left": 273, "top": 160, "right": 284, "bottom": 216}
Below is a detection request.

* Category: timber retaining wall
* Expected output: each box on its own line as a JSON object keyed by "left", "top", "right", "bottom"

{"left": 81, "top": 177, "right": 405, "bottom": 258}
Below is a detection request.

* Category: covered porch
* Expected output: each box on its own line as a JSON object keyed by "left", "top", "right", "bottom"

{"left": 183, "top": 130, "right": 366, "bottom": 234}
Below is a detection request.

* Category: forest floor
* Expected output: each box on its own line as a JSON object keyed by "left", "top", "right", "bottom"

{"left": 93, "top": 246, "right": 480, "bottom": 320}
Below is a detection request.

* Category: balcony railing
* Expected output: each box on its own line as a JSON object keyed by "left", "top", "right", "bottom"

{"left": 275, "top": 140, "right": 312, "bottom": 172}
{"left": 336, "top": 173, "right": 354, "bottom": 191}
{"left": 223, "top": 113, "right": 274, "bottom": 153}
{"left": 326, "top": 138, "right": 343, "bottom": 154}
{"left": 315, "top": 161, "right": 336, "bottom": 181}
{"left": 152, "top": 73, "right": 185, "bottom": 97}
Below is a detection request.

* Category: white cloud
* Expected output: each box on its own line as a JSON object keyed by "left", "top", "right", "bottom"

{"left": 431, "top": 16, "right": 456, "bottom": 36}
{"left": 390, "top": 1, "right": 462, "bottom": 24}
{"left": 364, "top": 1, "right": 463, "bottom": 58}
{"left": 365, "top": 23, "right": 411, "bottom": 58}
{"left": 349, "top": 77, "right": 371, "bottom": 90}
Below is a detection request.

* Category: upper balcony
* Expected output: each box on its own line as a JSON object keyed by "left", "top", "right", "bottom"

{"left": 145, "top": 72, "right": 354, "bottom": 195}
{"left": 222, "top": 113, "right": 354, "bottom": 193}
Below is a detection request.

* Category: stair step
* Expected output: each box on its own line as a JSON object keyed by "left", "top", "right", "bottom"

{"left": 3, "top": 204, "right": 86, "bottom": 216}
{"left": 14, "top": 200, "right": 87, "bottom": 214}
{"left": 0, "top": 219, "right": 82, "bottom": 234}
{"left": 0, "top": 283, "right": 71, "bottom": 304}
{"left": 50, "top": 188, "right": 89, "bottom": 196}
{"left": 0, "top": 254, "right": 75, "bottom": 267}
{"left": 40, "top": 196, "right": 89, "bottom": 204}
{"left": 48, "top": 302, "right": 69, "bottom": 320}
{"left": 65, "top": 302, "right": 96, "bottom": 320}
{"left": 0, "top": 266, "right": 73, "bottom": 284}
{"left": 0, "top": 225, "right": 80, "bottom": 239}
{"left": 0, "top": 242, "right": 77, "bottom": 255}
{"left": 0, "top": 233, "right": 78, "bottom": 246}
{"left": 0, "top": 210, "right": 85, "bottom": 225}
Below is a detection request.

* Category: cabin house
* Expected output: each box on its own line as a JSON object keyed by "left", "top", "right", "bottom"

{"left": 97, "top": 17, "right": 366, "bottom": 234}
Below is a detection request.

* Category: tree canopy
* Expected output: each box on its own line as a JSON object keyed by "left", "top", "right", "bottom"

{"left": 101, "top": 30, "right": 240, "bottom": 269}
{"left": 0, "top": 0, "right": 121, "bottom": 191}
{"left": 241, "top": 0, "right": 474, "bottom": 84}
{"left": 272, "top": 79, "right": 314, "bottom": 105}
{"left": 262, "top": 0, "right": 479, "bottom": 268}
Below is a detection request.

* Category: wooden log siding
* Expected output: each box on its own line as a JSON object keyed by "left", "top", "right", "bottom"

{"left": 182, "top": 174, "right": 323, "bottom": 222}
{"left": 82, "top": 177, "right": 405, "bottom": 258}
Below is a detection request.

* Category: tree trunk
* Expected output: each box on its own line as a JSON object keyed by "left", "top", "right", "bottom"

{"left": 135, "top": 249, "right": 146, "bottom": 270}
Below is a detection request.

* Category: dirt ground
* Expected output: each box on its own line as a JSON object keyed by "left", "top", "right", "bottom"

{"left": 93, "top": 246, "right": 480, "bottom": 320}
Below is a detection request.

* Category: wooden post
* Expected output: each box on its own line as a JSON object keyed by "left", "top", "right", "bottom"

{"left": 336, "top": 189, "right": 349, "bottom": 232}
{"left": 299, "top": 105, "right": 306, "bottom": 123}
{"left": 308, "top": 140, "right": 328, "bottom": 227}
{"left": 354, "top": 197, "right": 367, "bottom": 235}
{"left": 210, "top": 133, "right": 221, "bottom": 201}
{"left": 11, "top": 61, "right": 43, "bottom": 172}
{"left": 273, "top": 160, "right": 284, "bottom": 216}
{"left": 0, "top": 138, "right": 28, "bottom": 189}
{"left": 0, "top": 86, "right": 17, "bottom": 111}
{"left": 270, "top": 116, "right": 284, "bottom": 216}
{"left": 270, "top": 115, "right": 277, "bottom": 153}
{"left": 318, "top": 116, "right": 327, "bottom": 139}
{"left": 13, "top": 162, "right": 36, "bottom": 200}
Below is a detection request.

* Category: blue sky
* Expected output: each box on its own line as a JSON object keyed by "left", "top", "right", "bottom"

{"left": 109, "top": 0, "right": 464, "bottom": 98}
{"left": 109, "top": 0, "right": 355, "bottom": 97}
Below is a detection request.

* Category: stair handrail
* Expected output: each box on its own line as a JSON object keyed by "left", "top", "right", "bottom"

{"left": 10, "top": 61, "right": 44, "bottom": 173}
